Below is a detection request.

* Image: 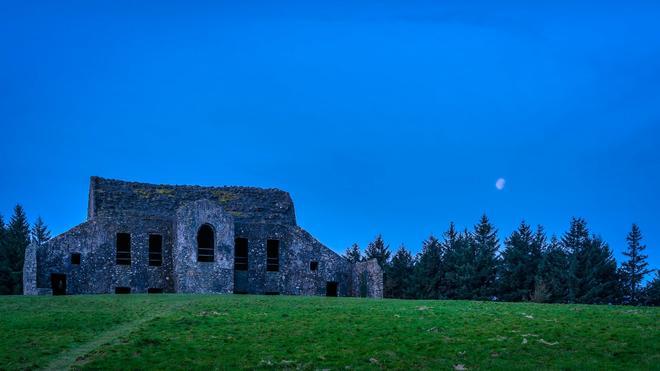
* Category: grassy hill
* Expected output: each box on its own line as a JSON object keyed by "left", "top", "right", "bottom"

{"left": 0, "top": 295, "right": 658, "bottom": 370}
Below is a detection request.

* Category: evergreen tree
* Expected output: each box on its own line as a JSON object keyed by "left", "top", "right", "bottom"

{"left": 642, "top": 270, "right": 660, "bottom": 306}
{"left": 620, "top": 224, "right": 652, "bottom": 304}
{"left": 5, "top": 205, "right": 31, "bottom": 294}
{"left": 562, "top": 218, "right": 591, "bottom": 303}
{"left": 536, "top": 235, "right": 569, "bottom": 303}
{"left": 411, "top": 235, "right": 443, "bottom": 299}
{"left": 498, "top": 222, "right": 544, "bottom": 301}
{"left": 441, "top": 228, "right": 474, "bottom": 299}
{"left": 385, "top": 244, "right": 414, "bottom": 299}
{"left": 0, "top": 214, "right": 11, "bottom": 295}
{"left": 581, "top": 236, "right": 619, "bottom": 304}
{"left": 31, "top": 216, "right": 51, "bottom": 247}
{"left": 0, "top": 214, "right": 5, "bottom": 250}
{"left": 469, "top": 215, "right": 500, "bottom": 299}
{"left": 364, "top": 234, "right": 391, "bottom": 268}
{"left": 562, "top": 218, "right": 619, "bottom": 304}
{"left": 344, "top": 243, "right": 363, "bottom": 263}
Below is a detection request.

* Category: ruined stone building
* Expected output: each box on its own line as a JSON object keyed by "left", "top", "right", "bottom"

{"left": 23, "top": 177, "right": 383, "bottom": 297}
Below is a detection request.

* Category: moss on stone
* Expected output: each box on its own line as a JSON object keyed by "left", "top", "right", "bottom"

{"left": 133, "top": 188, "right": 152, "bottom": 198}
{"left": 211, "top": 190, "right": 237, "bottom": 203}
{"left": 156, "top": 188, "right": 174, "bottom": 196}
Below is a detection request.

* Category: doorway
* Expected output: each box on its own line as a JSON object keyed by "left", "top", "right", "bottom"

{"left": 326, "top": 281, "right": 338, "bottom": 297}
{"left": 51, "top": 273, "right": 66, "bottom": 295}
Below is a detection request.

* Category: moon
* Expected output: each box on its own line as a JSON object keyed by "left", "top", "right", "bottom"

{"left": 495, "top": 178, "right": 506, "bottom": 190}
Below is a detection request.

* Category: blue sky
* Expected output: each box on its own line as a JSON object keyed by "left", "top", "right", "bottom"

{"left": 1, "top": 1, "right": 659, "bottom": 270}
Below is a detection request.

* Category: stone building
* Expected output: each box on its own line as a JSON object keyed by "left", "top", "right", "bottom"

{"left": 23, "top": 177, "right": 383, "bottom": 297}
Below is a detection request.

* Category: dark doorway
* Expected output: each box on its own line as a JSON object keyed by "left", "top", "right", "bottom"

{"left": 147, "top": 288, "right": 163, "bottom": 294}
{"left": 326, "top": 281, "right": 338, "bottom": 297}
{"left": 115, "top": 287, "right": 131, "bottom": 294}
{"left": 234, "top": 237, "right": 249, "bottom": 294}
{"left": 51, "top": 273, "right": 66, "bottom": 295}
{"left": 266, "top": 239, "right": 279, "bottom": 272}
{"left": 116, "top": 232, "right": 131, "bottom": 265}
{"left": 197, "top": 224, "right": 215, "bottom": 262}
{"left": 234, "top": 238, "right": 248, "bottom": 271}
{"left": 148, "top": 234, "right": 163, "bottom": 266}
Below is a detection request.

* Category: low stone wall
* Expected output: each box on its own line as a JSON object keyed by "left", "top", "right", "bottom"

{"left": 351, "top": 259, "right": 384, "bottom": 298}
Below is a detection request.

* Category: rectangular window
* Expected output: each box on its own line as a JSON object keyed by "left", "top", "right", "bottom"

{"left": 149, "top": 234, "right": 163, "bottom": 266}
{"left": 266, "top": 239, "right": 279, "bottom": 272}
{"left": 71, "top": 253, "right": 81, "bottom": 265}
{"left": 310, "top": 261, "right": 318, "bottom": 271}
{"left": 265, "top": 291, "right": 280, "bottom": 295}
{"left": 115, "top": 287, "right": 131, "bottom": 294}
{"left": 148, "top": 288, "right": 163, "bottom": 294}
{"left": 234, "top": 238, "right": 248, "bottom": 271}
{"left": 116, "top": 233, "right": 131, "bottom": 265}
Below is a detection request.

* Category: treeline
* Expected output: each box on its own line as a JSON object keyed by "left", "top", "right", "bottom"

{"left": 0, "top": 205, "right": 51, "bottom": 294}
{"left": 347, "top": 215, "right": 660, "bottom": 306}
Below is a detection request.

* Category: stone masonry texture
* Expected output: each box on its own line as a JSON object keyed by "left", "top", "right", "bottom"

{"left": 24, "top": 177, "right": 383, "bottom": 298}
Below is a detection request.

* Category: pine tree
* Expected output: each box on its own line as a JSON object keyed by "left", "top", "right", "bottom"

{"left": 412, "top": 235, "right": 443, "bottom": 299}
{"left": 620, "top": 224, "right": 652, "bottom": 304}
{"left": 5, "top": 205, "right": 31, "bottom": 294}
{"left": 562, "top": 218, "right": 590, "bottom": 303}
{"left": 344, "top": 243, "right": 363, "bottom": 263}
{"left": 642, "top": 270, "right": 660, "bottom": 306}
{"left": 469, "top": 215, "right": 500, "bottom": 299}
{"left": 0, "top": 214, "right": 11, "bottom": 295}
{"left": 498, "top": 222, "right": 543, "bottom": 301}
{"left": 536, "top": 235, "right": 569, "bottom": 303}
{"left": 364, "top": 234, "right": 391, "bottom": 268}
{"left": 438, "top": 223, "right": 458, "bottom": 298}
{"left": 386, "top": 244, "right": 414, "bottom": 299}
{"left": 580, "top": 236, "right": 619, "bottom": 304}
{"left": 31, "top": 216, "right": 52, "bottom": 247}
{"left": 562, "top": 218, "right": 619, "bottom": 304}
{"left": 441, "top": 228, "right": 474, "bottom": 300}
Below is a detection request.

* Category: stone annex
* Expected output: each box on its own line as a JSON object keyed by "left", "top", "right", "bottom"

{"left": 23, "top": 177, "right": 383, "bottom": 297}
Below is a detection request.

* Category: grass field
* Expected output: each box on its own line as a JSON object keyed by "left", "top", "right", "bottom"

{"left": 0, "top": 295, "right": 658, "bottom": 370}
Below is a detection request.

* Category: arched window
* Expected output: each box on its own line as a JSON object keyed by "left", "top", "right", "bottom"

{"left": 197, "top": 224, "right": 215, "bottom": 262}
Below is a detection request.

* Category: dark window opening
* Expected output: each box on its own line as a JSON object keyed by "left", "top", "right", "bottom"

{"left": 71, "top": 253, "right": 81, "bottom": 265}
{"left": 197, "top": 224, "right": 215, "bottom": 262}
{"left": 234, "top": 238, "right": 248, "bottom": 271}
{"left": 310, "top": 261, "right": 318, "bottom": 271}
{"left": 115, "top": 287, "right": 131, "bottom": 294}
{"left": 149, "top": 234, "right": 163, "bottom": 266}
{"left": 326, "top": 281, "right": 338, "bottom": 297}
{"left": 266, "top": 239, "right": 279, "bottom": 272}
{"left": 148, "top": 288, "right": 163, "bottom": 294}
{"left": 51, "top": 273, "right": 66, "bottom": 295}
{"left": 265, "top": 291, "right": 280, "bottom": 295}
{"left": 116, "top": 233, "right": 131, "bottom": 265}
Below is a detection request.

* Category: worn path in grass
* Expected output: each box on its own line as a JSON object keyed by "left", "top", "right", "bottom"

{"left": 42, "top": 300, "right": 187, "bottom": 371}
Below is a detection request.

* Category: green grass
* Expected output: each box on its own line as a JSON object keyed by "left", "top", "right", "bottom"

{"left": 0, "top": 295, "right": 658, "bottom": 370}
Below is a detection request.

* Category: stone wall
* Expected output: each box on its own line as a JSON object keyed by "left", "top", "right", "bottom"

{"left": 22, "top": 242, "right": 38, "bottom": 295}
{"left": 28, "top": 216, "right": 174, "bottom": 294}
{"left": 24, "top": 176, "right": 384, "bottom": 298}
{"left": 173, "top": 199, "right": 234, "bottom": 293}
{"left": 351, "top": 259, "right": 384, "bottom": 298}
{"left": 88, "top": 176, "right": 296, "bottom": 225}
